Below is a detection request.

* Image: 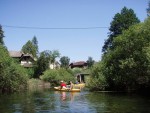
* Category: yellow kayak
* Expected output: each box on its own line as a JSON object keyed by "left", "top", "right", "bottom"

{"left": 54, "top": 87, "right": 81, "bottom": 92}
{"left": 74, "top": 83, "right": 85, "bottom": 88}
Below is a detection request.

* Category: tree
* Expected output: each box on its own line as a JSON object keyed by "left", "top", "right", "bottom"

{"left": 87, "top": 62, "right": 107, "bottom": 91}
{"left": 49, "top": 50, "right": 60, "bottom": 68}
{"left": 21, "top": 40, "right": 36, "bottom": 58}
{"left": 0, "top": 25, "right": 4, "bottom": 45}
{"left": 86, "top": 56, "right": 95, "bottom": 68}
{"left": 34, "top": 50, "right": 51, "bottom": 78}
{"left": 60, "top": 56, "right": 70, "bottom": 69}
{"left": 0, "top": 45, "right": 28, "bottom": 93}
{"left": 102, "top": 18, "right": 150, "bottom": 91}
{"left": 147, "top": 1, "right": 150, "bottom": 17}
{"left": 32, "top": 36, "right": 39, "bottom": 57}
{"left": 102, "top": 7, "right": 140, "bottom": 53}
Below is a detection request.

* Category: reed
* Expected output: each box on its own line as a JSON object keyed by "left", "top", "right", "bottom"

{"left": 28, "top": 79, "right": 50, "bottom": 91}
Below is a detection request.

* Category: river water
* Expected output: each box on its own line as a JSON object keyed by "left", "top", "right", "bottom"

{"left": 0, "top": 89, "right": 150, "bottom": 113}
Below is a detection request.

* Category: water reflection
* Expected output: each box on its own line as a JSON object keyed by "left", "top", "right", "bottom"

{"left": 54, "top": 91, "right": 79, "bottom": 102}
{"left": 69, "top": 92, "right": 75, "bottom": 102}
{"left": 85, "top": 92, "right": 150, "bottom": 113}
{"left": 0, "top": 89, "right": 150, "bottom": 113}
{"left": 60, "top": 92, "right": 66, "bottom": 101}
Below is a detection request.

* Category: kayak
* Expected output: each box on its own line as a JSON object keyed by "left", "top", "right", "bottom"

{"left": 54, "top": 87, "right": 81, "bottom": 92}
{"left": 74, "top": 83, "right": 85, "bottom": 88}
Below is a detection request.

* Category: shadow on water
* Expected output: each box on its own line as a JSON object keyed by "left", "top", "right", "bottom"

{"left": 85, "top": 92, "right": 150, "bottom": 113}
{"left": 0, "top": 87, "right": 150, "bottom": 113}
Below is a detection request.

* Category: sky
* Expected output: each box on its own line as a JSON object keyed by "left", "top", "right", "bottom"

{"left": 0, "top": 0, "right": 148, "bottom": 62}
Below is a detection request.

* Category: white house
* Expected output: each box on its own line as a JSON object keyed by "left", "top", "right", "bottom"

{"left": 9, "top": 51, "right": 34, "bottom": 68}
{"left": 49, "top": 61, "right": 60, "bottom": 69}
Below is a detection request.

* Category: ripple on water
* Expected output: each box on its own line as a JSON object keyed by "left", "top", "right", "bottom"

{"left": 1, "top": 89, "right": 150, "bottom": 113}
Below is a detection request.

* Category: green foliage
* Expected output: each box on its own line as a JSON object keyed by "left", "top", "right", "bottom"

{"left": 88, "top": 18, "right": 150, "bottom": 92}
{"left": 0, "top": 25, "right": 4, "bottom": 45}
{"left": 87, "top": 56, "right": 95, "bottom": 68}
{"left": 102, "top": 18, "right": 150, "bottom": 91}
{"left": 102, "top": 7, "right": 140, "bottom": 53}
{"left": 71, "top": 68, "right": 82, "bottom": 75}
{"left": 60, "top": 56, "right": 70, "bottom": 68}
{"left": 49, "top": 50, "right": 60, "bottom": 65}
{"left": 0, "top": 45, "right": 28, "bottom": 93}
{"left": 34, "top": 51, "right": 50, "bottom": 78}
{"left": 22, "top": 36, "right": 39, "bottom": 58}
{"left": 32, "top": 36, "right": 39, "bottom": 56}
{"left": 22, "top": 40, "right": 36, "bottom": 57}
{"left": 40, "top": 68, "right": 75, "bottom": 86}
{"left": 87, "top": 62, "right": 107, "bottom": 91}
{"left": 26, "top": 68, "right": 34, "bottom": 78}
{"left": 34, "top": 50, "right": 61, "bottom": 78}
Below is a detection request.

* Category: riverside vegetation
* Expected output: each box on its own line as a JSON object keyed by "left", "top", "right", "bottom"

{"left": 0, "top": 45, "right": 28, "bottom": 93}
{"left": 87, "top": 11, "right": 150, "bottom": 93}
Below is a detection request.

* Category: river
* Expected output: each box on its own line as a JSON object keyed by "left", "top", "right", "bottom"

{"left": 0, "top": 88, "right": 150, "bottom": 113}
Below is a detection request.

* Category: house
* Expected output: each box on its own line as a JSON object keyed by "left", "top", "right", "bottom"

{"left": 49, "top": 61, "right": 60, "bottom": 69}
{"left": 69, "top": 61, "right": 87, "bottom": 69}
{"left": 9, "top": 51, "right": 34, "bottom": 68}
{"left": 75, "top": 73, "right": 90, "bottom": 83}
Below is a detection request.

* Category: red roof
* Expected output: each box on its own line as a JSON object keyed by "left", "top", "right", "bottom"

{"left": 70, "top": 61, "right": 87, "bottom": 66}
{"left": 69, "top": 61, "right": 87, "bottom": 68}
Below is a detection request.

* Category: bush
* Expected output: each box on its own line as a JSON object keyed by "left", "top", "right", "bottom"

{"left": 71, "top": 68, "right": 82, "bottom": 75}
{"left": 0, "top": 45, "right": 28, "bottom": 93}
{"left": 87, "top": 76, "right": 107, "bottom": 91}
{"left": 86, "top": 62, "right": 107, "bottom": 91}
{"left": 40, "top": 68, "right": 75, "bottom": 86}
{"left": 25, "top": 68, "right": 35, "bottom": 78}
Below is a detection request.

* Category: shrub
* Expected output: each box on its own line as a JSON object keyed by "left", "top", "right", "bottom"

{"left": 25, "top": 68, "right": 35, "bottom": 78}
{"left": 0, "top": 45, "right": 28, "bottom": 93}
{"left": 86, "top": 62, "right": 107, "bottom": 91}
{"left": 40, "top": 68, "right": 75, "bottom": 86}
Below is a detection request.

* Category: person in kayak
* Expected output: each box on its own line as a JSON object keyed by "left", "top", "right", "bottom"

{"left": 60, "top": 80, "right": 67, "bottom": 89}
{"left": 69, "top": 81, "right": 74, "bottom": 90}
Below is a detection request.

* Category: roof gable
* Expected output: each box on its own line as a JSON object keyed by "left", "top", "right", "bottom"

{"left": 9, "top": 51, "right": 23, "bottom": 58}
{"left": 70, "top": 61, "right": 87, "bottom": 66}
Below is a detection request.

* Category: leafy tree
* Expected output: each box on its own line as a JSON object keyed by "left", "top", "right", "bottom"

{"left": 34, "top": 50, "right": 50, "bottom": 78}
{"left": 87, "top": 56, "right": 95, "bottom": 68}
{"left": 32, "top": 36, "right": 39, "bottom": 57}
{"left": 102, "top": 18, "right": 150, "bottom": 91}
{"left": 22, "top": 40, "right": 36, "bottom": 57}
{"left": 87, "top": 62, "right": 107, "bottom": 91}
{"left": 0, "top": 45, "right": 28, "bottom": 93}
{"left": 60, "top": 56, "right": 70, "bottom": 69}
{"left": 49, "top": 50, "right": 60, "bottom": 68}
{"left": 102, "top": 7, "right": 140, "bottom": 53}
{"left": 0, "top": 25, "right": 4, "bottom": 45}
{"left": 22, "top": 36, "right": 39, "bottom": 58}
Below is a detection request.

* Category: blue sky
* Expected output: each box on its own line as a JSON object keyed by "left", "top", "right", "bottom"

{"left": 0, "top": 0, "right": 148, "bottom": 62}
